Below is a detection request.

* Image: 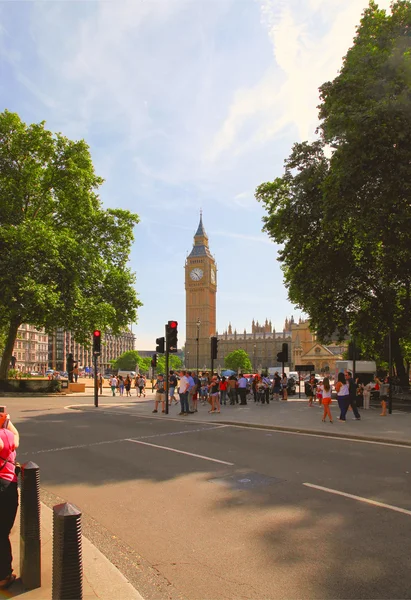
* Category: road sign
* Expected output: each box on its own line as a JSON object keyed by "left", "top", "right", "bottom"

{"left": 295, "top": 364, "right": 315, "bottom": 372}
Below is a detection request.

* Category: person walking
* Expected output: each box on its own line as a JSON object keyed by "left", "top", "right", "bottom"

{"left": 109, "top": 375, "right": 117, "bottom": 397}
{"left": 209, "top": 376, "right": 221, "bottom": 413}
{"left": 118, "top": 375, "right": 125, "bottom": 396}
{"left": 138, "top": 375, "right": 146, "bottom": 398}
{"left": 335, "top": 372, "right": 350, "bottom": 421}
{"left": 346, "top": 371, "right": 361, "bottom": 420}
{"left": 153, "top": 374, "right": 166, "bottom": 413}
{"left": 169, "top": 370, "right": 178, "bottom": 405}
{"left": 0, "top": 413, "right": 19, "bottom": 590}
{"left": 178, "top": 370, "right": 190, "bottom": 415}
{"left": 281, "top": 373, "right": 288, "bottom": 401}
{"left": 98, "top": 372, "right": 104, "bottom": 395}
{"left": 125, "top": 375, "right": 132, "bottom": 397}
{"left": 272, "top": 372, "right": 282, "bottom": 401}
{"left": 379, "top": 376, "right": 390, "bottom": 416}
{"left": 321, "top": 377, "right": 333, "bottom": 423}
{"left": 306, "top": 374, "right": 317, "bottom": 407}
{"left": 237, "top": 374, "right": 248, "bottom": 405}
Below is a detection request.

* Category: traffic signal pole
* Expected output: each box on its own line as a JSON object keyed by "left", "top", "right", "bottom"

{"left": 165, "top": 324, "right": 170, "bottom": 415}
{"left": 93, "top": 354, "right": 98, "bottom": 408}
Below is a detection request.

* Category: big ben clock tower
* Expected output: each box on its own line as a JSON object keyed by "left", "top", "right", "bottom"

{"left": 185, "top": 213, "right": 217, "bottom": 370}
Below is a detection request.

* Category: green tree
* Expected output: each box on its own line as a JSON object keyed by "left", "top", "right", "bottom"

{"left": 224, "top": 349, "right": 252, "bottom": 373}
{"left": 111, "top": 350, "right": 140, "bottom": 371}
{"left": 0, "top": 110, "right": 141, "bottom": 379}
{"left": 156, "top": 354, "right": 183, "bottom": 374}
{"left": 256, "top": 1, "right": 411, "bottom": 384}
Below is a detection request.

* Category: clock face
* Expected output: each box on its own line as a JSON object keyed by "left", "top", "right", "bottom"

{"left": 211, "top": 268, "right": 216, "bottom": 284}
{"left": 190, "top": 267, "right": 204, "bottom": 281}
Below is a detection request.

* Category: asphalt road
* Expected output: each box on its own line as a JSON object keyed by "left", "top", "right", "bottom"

{"left": 11, "top": 398, "right": 411, "bottom": 599}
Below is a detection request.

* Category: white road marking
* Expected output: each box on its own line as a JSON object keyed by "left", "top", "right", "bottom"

{"left": 125, "top": 439, "right": 234, "bottom": 466}
{"left": 65, "top": 405, "right": 411, "bottom": 450}
{"left": 19, "top": 426, "right": 227, "bottom": 456}
{"left": 304, "top": 483, "right": 411, "bottom": 517}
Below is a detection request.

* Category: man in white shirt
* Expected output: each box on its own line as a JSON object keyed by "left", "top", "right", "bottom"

{"left": 178, "top": 370, "right": 190, "bottom": 415}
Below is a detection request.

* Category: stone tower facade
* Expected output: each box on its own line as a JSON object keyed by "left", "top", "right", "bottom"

{"left": 185, "top": 214, "right": 217, "bottom": 371}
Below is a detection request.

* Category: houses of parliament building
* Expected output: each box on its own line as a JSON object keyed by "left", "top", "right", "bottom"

{"left": 184, "top": 214, "right": 344, "bottom": 373}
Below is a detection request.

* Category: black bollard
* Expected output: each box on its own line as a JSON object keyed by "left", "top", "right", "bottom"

{"left": 20, "top": 461, "right": 41, "bottom": 589}
{"left": 52, "top": 502, "right": 83, "bottom": 600}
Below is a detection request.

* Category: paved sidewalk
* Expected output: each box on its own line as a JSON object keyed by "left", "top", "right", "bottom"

{"left": 9, "top": 502, "right": 143, "bottom": 599}
{"left": 70, "top": 394, "right": 411, "bottom": 446}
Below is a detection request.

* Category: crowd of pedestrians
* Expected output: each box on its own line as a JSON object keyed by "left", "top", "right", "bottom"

{"left": 149, "top": 371, "right": 292, "bottom": 416}
{"left": 305, "top": 371, "right": 391, "bottom": 422}
{"left": 107, "top": 374, "right": 146, "bottom": 398}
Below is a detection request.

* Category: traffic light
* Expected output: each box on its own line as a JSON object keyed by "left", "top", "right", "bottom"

{"left": 93, "top": 330, "right": 101, "bottom": 355}
{"left": 276, "top": 351, "right": 284, "bottom": 363}
{"left": 166, "top": 321, "right": 178, "bottom": 352}
{"left": 151, "top": 353, "right": 157, "bottom": 368}
{"left": 282, "top": 342, "right": 289, "bottom": 363}
{"left": 211, "top": 336, "right": 218, "bottom": 359}
{"left": 156, "top": 337, "right": 165, "bottom": 353}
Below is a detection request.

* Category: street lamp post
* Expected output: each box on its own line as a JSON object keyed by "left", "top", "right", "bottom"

{"left": 196, "top": 318, "right": 201, "bottom": 376}
{"left": 253, "top": 344, "right": 256, "bottom": 373}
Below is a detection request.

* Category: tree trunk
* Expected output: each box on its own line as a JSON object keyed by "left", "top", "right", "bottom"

{"left": 0, "top": 318, "right": 20, "bottom": 380}
{"left": 392, "top": 332, "right": 408, "bottom": 387}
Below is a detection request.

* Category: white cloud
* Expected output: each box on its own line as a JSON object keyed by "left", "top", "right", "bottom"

{"left": 207, "top": 0, "right": 393, "bottom": 162}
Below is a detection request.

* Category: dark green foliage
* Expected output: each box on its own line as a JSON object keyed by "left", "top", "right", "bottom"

{"left": 256, "top": 2, "right": 411, "bottom": 383}
{"left": 0, "top": 111, "right": 141, "bottom": 378}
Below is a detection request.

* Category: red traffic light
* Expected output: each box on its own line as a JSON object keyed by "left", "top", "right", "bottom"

{"left": 93, "top": 330, "right": 101, "bottom": 337}
{"left": 169, "top": 321, "right": 177, "bottom": 328}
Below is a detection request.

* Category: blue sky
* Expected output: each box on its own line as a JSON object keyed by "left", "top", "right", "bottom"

{"left": 0, "top": 0, "right": 391, "bottom": 349}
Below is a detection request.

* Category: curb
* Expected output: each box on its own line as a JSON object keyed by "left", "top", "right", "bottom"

{"left": 214, "top": 420, "right": 411, "bottom": 447}
{"left": 66, "top": 404, "right": 411, "bottom": 448}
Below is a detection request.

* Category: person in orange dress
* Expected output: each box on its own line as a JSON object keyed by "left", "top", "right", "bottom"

{"left": 321, "top": 377, "right": 333, "bottom": 423}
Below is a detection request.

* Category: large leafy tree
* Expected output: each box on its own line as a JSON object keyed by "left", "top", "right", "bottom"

{"left": 224, "top": 349, "right": 252, "bottom": 373}
{"left": 256, "top": 1, "right": 411, "bottom": 383}
{"left": 0, "top": 110, "right": 141, "bottom": 379}
{"left": 156, "top": 354, "right": 183, "bottom": 374}
{"left": 111, "top": 350, "right": 140, "bottom": 371}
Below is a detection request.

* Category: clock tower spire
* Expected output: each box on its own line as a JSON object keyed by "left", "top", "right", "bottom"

{"left": 185, "top": 213, "right": 217, "bottom": 371}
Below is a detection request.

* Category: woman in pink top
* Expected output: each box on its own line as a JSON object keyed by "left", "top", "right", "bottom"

{"left": 0, "top": 413, "right": 20, "bottom": 590}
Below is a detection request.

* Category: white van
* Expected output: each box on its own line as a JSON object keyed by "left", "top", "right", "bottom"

{"left": 118, "top": 370, "right": 136, "bottom": 378}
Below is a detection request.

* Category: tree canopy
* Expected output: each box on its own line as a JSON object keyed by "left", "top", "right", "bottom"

{"left": 156, "top": 354, "right": 182, "bottom": 374}
{"left": 224, "top": 349, "right": 252, "bottom": 373}
{"left": 256, "top": 1, "right": 411, "bottom": 382}
{"left": 111, "top": 350, "right": 140, "bottom": 371}
{"left": 0, "top": 110, "right": 141, "bottom": 378}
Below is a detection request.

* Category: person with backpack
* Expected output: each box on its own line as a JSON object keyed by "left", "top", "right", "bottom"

{"left": 153, "top": 374, "right": 166, "bottom": 413}
{"left": 169, "top": 371, "right": 178, "bottom": 405}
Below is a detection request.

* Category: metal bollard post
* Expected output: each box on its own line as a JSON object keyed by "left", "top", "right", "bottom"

{"left": 52, "top": 502, "right": 83, "bottom": 600}
{"left": 20, "top": 461, "right": 41, "bottom": 589}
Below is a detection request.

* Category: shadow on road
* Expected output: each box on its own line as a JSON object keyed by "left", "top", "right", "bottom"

{"left": 13, "top": 406, "right": 411, "bottom": 600}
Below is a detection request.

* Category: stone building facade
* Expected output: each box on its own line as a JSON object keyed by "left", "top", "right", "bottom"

{"left": 12, "top": 324, "right": 49, "bottom": 373}
{"left": 215, "top": 320, "right": 292, "bottom": 372}
{"left": 48, "top": 329, "right": 135, "bottom": 372}
{"left": 291, "top": 319, "right": 346, "bottom": 373}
